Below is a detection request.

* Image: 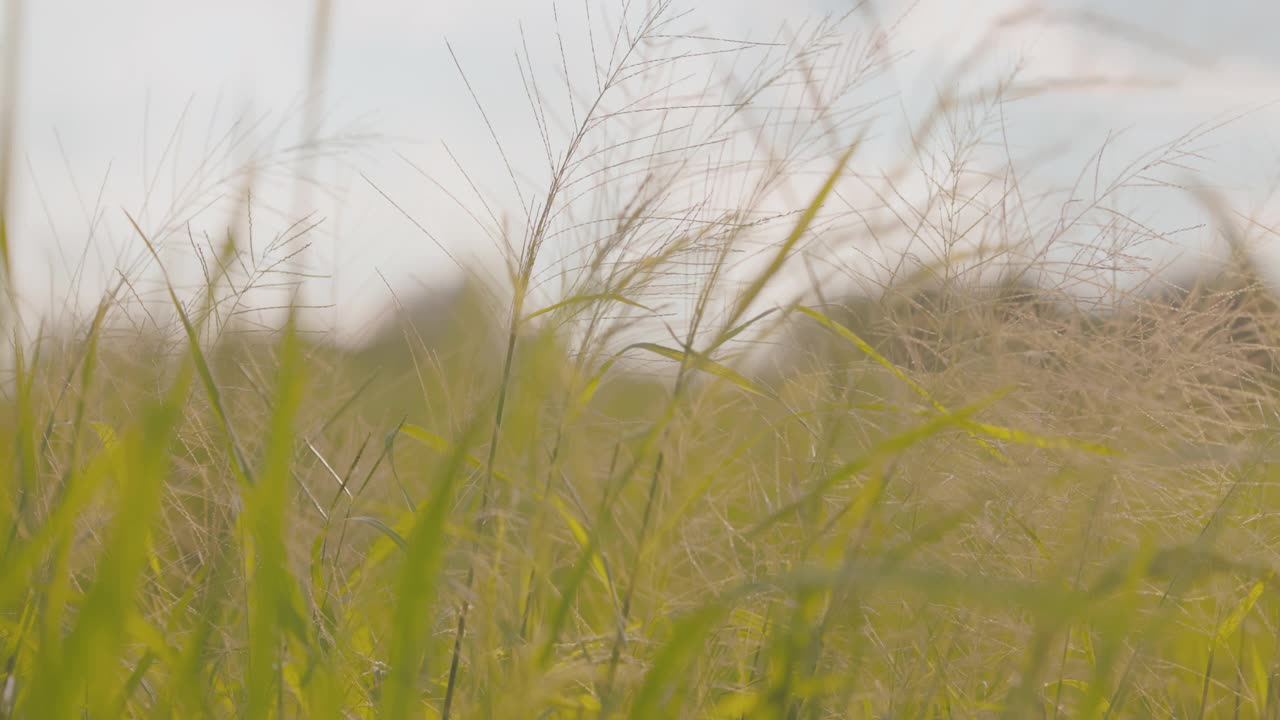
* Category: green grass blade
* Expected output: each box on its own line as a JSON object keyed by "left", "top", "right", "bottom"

{"left": 709, "top": 141, "right": 859, "bottom": 354}
{"left": 624, "top": 342, "right": 773, "bottom": 399}
{"left": 380, "top": 421, "right": 479, "bottom": 720}
{"left": 244, "top": 316, "right": 310, "bottom": 718}
{"left": 523, "top": 292, "right": 652, "bottom": 324}
{"left": 400, "top": 423, "right": 511, "bottom": 483}
{"left": 350, "top": 516, "right": 409, "bottom": 551}
{"left": 796, "top": 304, "right": 1011, "bottom": 462}
{"left": 749, "top": 390, "right": 1011, "bottom": 536}
{"left": 628, "top": 601, "right": 736, "bottom": 720}
{"left": 23, "top": 363, "right": 191, "bottom": 718}
{"left": 1216, "top": 578, "right": 1267, "bottom": 648}
{"left": 125, "top": 209, "right": 253, "bottom": 486}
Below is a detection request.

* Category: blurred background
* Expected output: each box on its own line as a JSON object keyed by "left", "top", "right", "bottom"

{"left": 3, "top": 0, "right": 1280, "bottom": 347}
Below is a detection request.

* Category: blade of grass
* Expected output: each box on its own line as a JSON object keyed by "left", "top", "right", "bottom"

{"left": 244, "top": 315, "right": 310, "bottom": 718}
{"left": 749, "top": 389, "right": 1013, "bottom": 537}
{"left": 379, "top": 420, "right": 480, "bottom": 720}
{"left": 400, "top": 423, "right": 511, "bottom": 483}
{"left": 125, "top": 209, "right": 253, "bottom": 486}
{"left": 624, "top": 342, "right": 773, "bottom": 399}
{"left": 523, "top": 292, "right": 652, "bottom": 324}
{"left": 24, "top": 362, "right": 191, "bottom": 718}
{"left": 705, "top": 141, "right": 860, "bottom": 358}
{"left": 796, "top": 304, "right": 1011, "bottom": 462}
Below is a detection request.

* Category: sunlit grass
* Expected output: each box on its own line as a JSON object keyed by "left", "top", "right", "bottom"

{"left": 5, "top": 2, "right": 1280, "bottom": 718}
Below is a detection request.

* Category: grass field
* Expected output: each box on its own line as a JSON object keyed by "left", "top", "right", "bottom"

{"left": 5, "top": 2, "right": 1280, "bottom": 718}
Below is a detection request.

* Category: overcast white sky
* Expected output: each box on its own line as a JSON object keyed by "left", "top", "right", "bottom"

{"left": 4, "top": 0, "right": 1280, "bottom": 343}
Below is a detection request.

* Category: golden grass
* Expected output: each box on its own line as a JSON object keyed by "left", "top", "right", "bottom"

{"left": 5, "top": 2, "right": 1280, "bottom": 718}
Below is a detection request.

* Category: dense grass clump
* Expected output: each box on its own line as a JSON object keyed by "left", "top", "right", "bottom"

{"left": 5, "top": 2, "right": 1280, "bottom": 718}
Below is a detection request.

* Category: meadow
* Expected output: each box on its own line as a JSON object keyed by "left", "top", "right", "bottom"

{"left": 4, "top": 2, "right": 1280, "bottom": 718}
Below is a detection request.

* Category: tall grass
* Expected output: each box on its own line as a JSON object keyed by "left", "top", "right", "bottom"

{"left": 4, "top": 2, "right": 1280, "bottom": 718}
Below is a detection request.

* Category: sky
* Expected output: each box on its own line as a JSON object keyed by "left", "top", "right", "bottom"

{"left": 3, "top": 0, "right": 1280, "bottom": 344}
